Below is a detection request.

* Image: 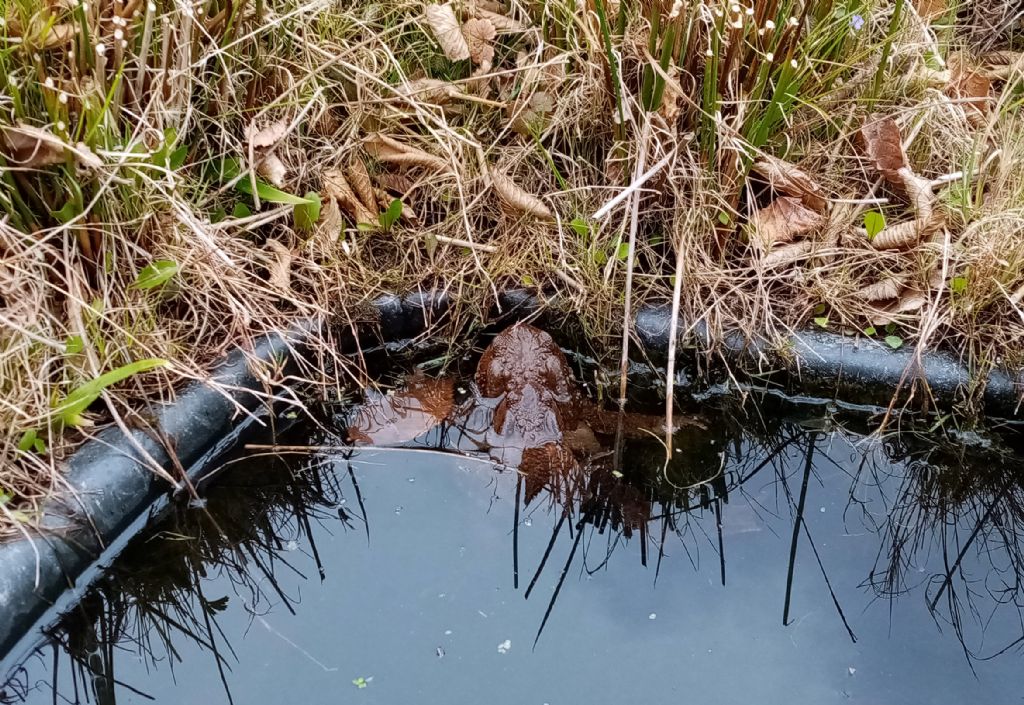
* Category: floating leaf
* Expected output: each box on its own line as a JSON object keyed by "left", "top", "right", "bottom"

{"left": 133, "top": 260, "right": 180, "bottom": 290}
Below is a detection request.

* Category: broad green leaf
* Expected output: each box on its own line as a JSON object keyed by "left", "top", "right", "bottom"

{"left": 593, "top": 250, "right": 608, "bottom": 265}
{"left": 64, "top": 335, "right": 84, "bottom": 354}
{"left": 717, "top": 210, "right": 732, "bottom": 225}
{"left": 54, "top": 358, "right": 168, "bottom": 427}
{"left": 570, "top": 217, "right": 591, "bottom": 239}
{"left": 236, "top": 178, "right": 314, "bottom": 205}
{"left": 862, "top": 326, "right": 877, "bottom": 336}
{"left": 17, "top": 430, "right": 37, "bottom": 453}
{"left": 294, "top": 191, "right": 322, "bottom": 232}
{"left": 232, "top": 202, "right": 252, "bottom": 219}
{"left": 168, "top": 144, "right": 188, "bottom": 170}
{"left": 132, "top": 260, "right": 179, "bottom": 290}
{"left": 379, "top": 198, "right": 403, "bottom": 230}
{"left": 813, "top": 316, "right": 829, "bottom": 328}
{"left": 864, "top": 211, "right": 886, "bottom": 239}
{"left": 210, "top": 206, "right": 227, "bottom": 223}
{"left": 884, "top": 335, "right": 903, "bottom": 350}
{"left": 53, "top": 199, "right": 81, "bottom": 224}
{"left": 616, "top": 242, "right": 630, "bottom": 260}
{"left": 950, "top": 276, "right": 968, "bottom": 294}
{"left": 356, "top": 222, "right": 375, "bottom": 232}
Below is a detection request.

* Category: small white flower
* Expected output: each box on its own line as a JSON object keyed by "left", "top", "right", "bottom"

{"left": 790, "top": 58, "right": 799, "bottom": 69}
{"left": 788, "top": 15, "right": 799, "bottom": 26}
{"left": 58, "top": 92, "right": 69, "bottom": 104}
{"left": 705, "top": 47, "right": 714, "bottom": 57}
{"left": 147, "top": 2, "right": 157, "bottom": 11}
{"left": 114, "top": 29, "right": 124, "bottom": 40}
{"left": 765, "top": 19, "right": 776, "bottom": 29}
{"left": 43, "top": 77, "right": 55, "bottom": 89}
{"left": 56, "top": 120, "right": 66, "bottom": 131}
{"left": 745, "top": 6, "right": 754, "bottom": 16}
{"left": 731, "top": 17, "right": 743, "bottom": 28}
{"left": 765, "top": 52, "right": 774, "bottom": 61}
{"left": 730, "top": 3, "right": 740, "bottom": 12}
{"left": 95, "top": 43, "right": 106, "bottom": 56}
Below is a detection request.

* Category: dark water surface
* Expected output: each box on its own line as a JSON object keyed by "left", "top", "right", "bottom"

{"left": 2, "top": 395, "right": 1023, "bottom": 704}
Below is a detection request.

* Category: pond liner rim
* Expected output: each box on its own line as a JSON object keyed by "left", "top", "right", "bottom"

{"left": 1, "top": 289, "right": 1021, "bottom": 677}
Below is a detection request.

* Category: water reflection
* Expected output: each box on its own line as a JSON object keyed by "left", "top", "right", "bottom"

{"left": 2, "top": 397, "right": 1022, "bottom": 704}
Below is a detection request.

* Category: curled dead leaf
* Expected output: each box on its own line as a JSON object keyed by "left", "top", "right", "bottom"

{"left": 488, "top": 169, "right": 554, "bottom": 220}
{"left": 894, "top": 291, "right": 927, "bottom": 314}
{"left": 346, "top": 159, "right": 377, "bottom": 214}
{"left": 5, "top": 15, "right": 75, "bottom": 48}
{"left": 946, "top": 55, "right": 992, "bottom": 123}
{"left": 854, "top": 275, "right": 909, "bottom": 302}
{"left": 859, "top": 116, "right": 907, "bottom": 184}
{"left": 323, "top": 169, "right": 376, "bottom": 225}
{"left": 423, "top": 3, "right": 470, "bottom": 61}
{"left": 245, "top": 120, "right": 288, "bottom": 150}
{"left": 475, "top": 7, "right": 528, "bottom": 31}
{"left": 897, "top": 167, "right": 935, "bottom": 219}
{"left": 761, "top": 240, "right": 814, "bottom": 268}
{"left": 257, "top": 154, "right": 288, "bottom": 187}
{"left": 869, "top": 212, "right": 944, "bottom": 250}
{"left": 1, "top": 124, "right": 101, "bottom": 169}
{"left": 750, "top": 196, "right": 826, "bottom": 251}
{"left": 362, "top": 133, "right": 449, "bottom": 172}
{"left": 462, "top": 17, "right": 496, "bottom": 66}
{"left": 751, "top": 155, "right": 828, "bottom": 212}
{"left": 264, "top": 239, "right": 292, "bottom": 292}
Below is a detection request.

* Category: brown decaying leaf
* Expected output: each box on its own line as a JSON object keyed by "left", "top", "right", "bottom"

{"left": 309, "top": 197, "right": 345, "bottom": 255}
{"left": 854, "top": 275, "right": 908, "bottom": 302}
{"left": 462, "top": 17, "right": 496, "bottom": 66}
{"left": 946, "top": 56, "right": 992, "bottom": 122}
{"left": 245, "top": 120, "right": 288, "bottom": 150}
{"left": 870, "top": 212, "right": 943, "bottom": 250}
{"left": 489, "top": 169, "right": 554, "bottom": 219}
{"left": 761, "top": 240, "right": 814, "bottom": 268}
{"left": 475, "top": 7, "right": 528, "bottom": 32}
{"left": 362, "top": 133, "right": 449, "bottom": 172}
{"left": 423, "top": 3, "right": 470, "bottom": 61}
{"left": 345, "top": 159, "right": 377, "bottom": 213}
{"left": 323, "top": 169, "right": 376, "bottom": 225}
{"left": 751, "top": 155, "right": 828, "bottom": 212}
{"left": 0, "top": 124, "right": 101, "bottom": 169}
{"left": 859, "top": 116, "right": 907, "bottom": 184}
{"left": 750, "top": 196, "right": 826, "bottom": 250}
{"left": 264, "top": 239, "right": 292, "bottom": 292}
{"left": 399, "top": 78, "right": 456, "bottom": 104}
{"left": 5, "top": 16, "right": 75, "bottom": 48}
{"left": 374, "top": 172, "right": 417, "bottom": 196}
{"left": 897, "top": 167, "right": 935, "bottom": 219}
{"left": 257, "top": 154, "right": 287, "bottom": 187}
{"left": 894, "top": 291, "right": 927, "bottom": 314}
{"left": 347, "top": 375, "right": 454, "bottom": 446}
{"left": 911, "top": 0, "right": 946, "bottom": 22}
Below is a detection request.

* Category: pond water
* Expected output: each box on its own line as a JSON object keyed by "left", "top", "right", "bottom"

{"left": 2, "top": 372, "right": 1023, "bottom": 703}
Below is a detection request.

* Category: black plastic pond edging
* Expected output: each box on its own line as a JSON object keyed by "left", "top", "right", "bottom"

{"left": 1, "top": 288, "right": 1021, "bottom": 676}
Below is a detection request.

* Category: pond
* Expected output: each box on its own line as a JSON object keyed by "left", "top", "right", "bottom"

{"left": 2, "top": 350, "right": 1023, "bottom": 704}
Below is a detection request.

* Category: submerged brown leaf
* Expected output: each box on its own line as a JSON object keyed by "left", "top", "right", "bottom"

{"left": 750, "top": 196, "right": 826, "bottom": 250}
{"left": 347, "top": 374, "right": 454, "bottom": 445}
{"left": 751, "top": 155, "right": 828, "bottom": 212}
{"left": 489, "top": 169, "right": 554, "bottom": 219}
{"left": 859, "top": 116, "right": 907, "bottom": 184}
{"left": 423, "top": 3, "right": 470, "bottom": 61}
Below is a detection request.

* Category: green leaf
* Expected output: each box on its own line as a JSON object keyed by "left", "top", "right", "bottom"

{"left": 54, "top": 358, "right": 168, "bottom": 427}
{"left": 132, "top": 260, "right": 179, "bottom": 290}
{"left": 570, "top": 217, "right": 591, "bottom": 239}
{"left": 864, "top": 211, "right": 886, "bottom": 239}
{"left": 236, "top": 178, "right": 315, "bottom": 205}
{"left": 950, "top": 276, "right": 968, "bottom": 294}
{"left": 168, "top": 144, "right": 188, "bottom": 170}
{"left": 232, "top": 202, "right": 252, "bottom": 219}
{"left": 0, "top": 490, "right": 10, "bottom": 505}
{"left": 352, "top": 677, "right": 368, "bottom": 689}
{"left": 379, "top": 198, "right": 403, "bottom": 231}
{"left": 616, "top": 242, "right": 630, "bottom": 260}
{"left": 717, "top": 210, "right": 732, "bottom": 225}
{"left": 33, "top": 437, "right": 46, "bottom": 454}
{"left": 64, "top": 335, "right": 84, "bottom": 354}
{"left": 813, "top": 316, "right": 829, "bottom": 328}
{"left": 210, "top": 206, "right": 227, "bottom": 224}
{"left": 294, "top": 191, "right": 322, "bottom": 232}
{"left": 862, "top": 326, "right": 877, "bottom": 337}
{"left": 53, "top": 199, "right": 81, "bottom": 224}
{"left": 356, "top": 221, "right": 375, "bottom": 232}
{"left": 593, "top": 250, "right": 608, "bottom": 265}
{"left": 17, "top": 430, "right": 37, "bottom": 453}
{"left": 884, "top": 335, "right": 903, "bottom": 349}
{"left": 521, "top": 274, "right": 535, "bottom": 286}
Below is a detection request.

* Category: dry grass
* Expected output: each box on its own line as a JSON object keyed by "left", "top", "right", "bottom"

{"left": 0, "top": 0, "right": 1022, "bottom": 537}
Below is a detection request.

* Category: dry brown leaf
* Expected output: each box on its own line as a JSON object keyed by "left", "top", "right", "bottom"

{"left": 5, "top": 15, "right": 75, "bottom": 48}
{"left": 912, "top": 0, "right": 946, "bottom": 22}
{"left": 761, "top": 240, "right": 814, "bottom": 268}
{"left": 462, "top": 17, "right": 496, "bottom": 66}
{"left": 475, "top": 7, "right": 527, "bottom": 31}
{"left": 257, "top": 154, "right": 287, "bottom": 187}
{"left": 323, "top": 169, "right": 376, "bottom": 225}
{"left": 374, "top": 172, "right": 418, "bottom": 195}
{"left": 245, "top": 120, "right": 288, "bottom": 150}
{"left": 897, "top": 167, "right": 935, "bottom": 218}
{"left": 869, "top": 213, "right": 943, "bottom": 250}
{"left": 946, "top": 56, "right": 992, "bottom": 122}
{"left": 264, "top": 239, "right": 292, "bottom": 292}
{"left": 489, "top": 169, "right": 554, "bottom": 219}
{"left": 859, "top": 116, "right": 907, "bottom": 184}
{"left": 854, "top": 275, "right": 908, "bottom": 302}
{"left": 894, "top": 291, "right": 927, "bottom": 314}
{"left": 750, "top": 196, "right": 826, "bottom": 250}
{"left": 751, "top": 155, "right": 828, "bottom": 212}
{"left": 399, "top": 78, "right": 456, "bottom": 104}
{"left": 423, "top": 3, "right": 470, "bottom": 61}
{"left": 0, "top": 125, "right": 101, "bottom": 169}
{"left": 362, "top": 133, "right": 449, "bottom": 172}
{"left": 311, "top": 197, "right": 344, "bottom": 250}
{"left": 346, "top": 159, "right": 377, "bottom": 213}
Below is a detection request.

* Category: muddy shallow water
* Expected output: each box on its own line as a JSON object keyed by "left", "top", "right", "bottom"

{"left": 2, "top": 388, "right": 1023, "bottom": 703}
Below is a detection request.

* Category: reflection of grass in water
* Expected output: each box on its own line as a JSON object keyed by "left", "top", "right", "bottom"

{"left": 27, "top": 440, "right": 357, "bottom": 705}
